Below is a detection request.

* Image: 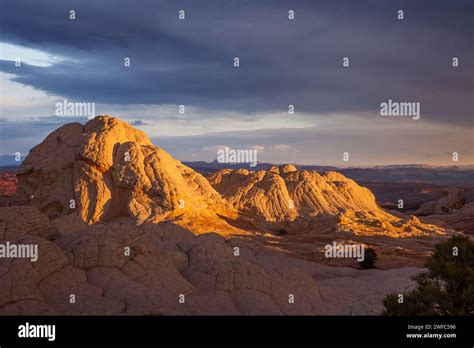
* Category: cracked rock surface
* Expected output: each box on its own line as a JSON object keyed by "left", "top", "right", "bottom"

{"left": 0, "top": 206, "right": 420, "bottom": 315}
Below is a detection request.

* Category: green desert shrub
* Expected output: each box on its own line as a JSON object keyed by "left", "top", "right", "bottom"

{"left": 383, "top": 235, "right": 474, "bottom": 315}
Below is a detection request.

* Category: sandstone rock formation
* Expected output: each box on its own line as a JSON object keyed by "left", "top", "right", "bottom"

{"left": 10, "top": 116, "right": 445, "bottom": 238}
{"left": 415, "top": 187, "right": 466, "bottom": 216}
{"left": 424, "top": 202, "right": 474, "bottom": 234}
{"left": 209, "top": 166, "right": 383, "bottom": 220}
{"left": 0, "top": 206, "right": 51, "bottom": 240}
{"left": 12, "top": 116, "right": 240, "bottom": 235}
{"left": 411, "top": 187, "right": 474, "bottom": 234}
{"left": 0, "top": 115, "right": 452, "bottom": 315}
{"left": 209, "top": 166, "right": 445, "bottom": 237}
{"left": 0, "top": 206, "right": 421, "bottom": 315}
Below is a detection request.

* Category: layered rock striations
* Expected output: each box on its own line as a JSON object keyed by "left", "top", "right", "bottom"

{"left": 12, "top": 116, "right": 239, "bottom": 235}
{"left": 209, "top": 166, "right": 444, "bottom": 237}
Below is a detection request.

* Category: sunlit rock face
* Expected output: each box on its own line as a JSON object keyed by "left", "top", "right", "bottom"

{"left": 209, "top": 167, "right": 445, "bottom": 237}
{"left": 12, "top": 116, "right": 239, "bottom": 235}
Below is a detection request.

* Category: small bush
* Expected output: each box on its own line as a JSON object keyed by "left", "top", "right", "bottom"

{"left": 276, "top": 228, "right": 287, "bottom": 236}
{"left": 359, "top": 247, "right": 377, "bottom": 269}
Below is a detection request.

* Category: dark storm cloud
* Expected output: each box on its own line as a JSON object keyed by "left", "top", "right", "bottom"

{"left": 0, "top": 0, "right": 473, "bottom": 124}
{"left": 0, "top": 115, "right": 89, "bottom": 138}
{"left": 0, "top": 116, "right": 90, "bottom": 155}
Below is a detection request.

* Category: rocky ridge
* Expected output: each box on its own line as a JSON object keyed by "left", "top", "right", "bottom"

{"left": 209, "top": 166, "right": 445, "bottom": 237}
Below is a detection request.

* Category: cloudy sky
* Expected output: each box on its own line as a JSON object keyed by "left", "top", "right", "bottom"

{"left": 0, "top": 0, "right": 473, "bottom": 166}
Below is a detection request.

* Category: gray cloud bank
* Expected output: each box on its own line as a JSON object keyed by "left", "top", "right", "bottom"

{"left": 0, "top": 0, "right": 473, "bottom": 166}
{"left": 0, "top": 0, "right": 472, "bottom": 123}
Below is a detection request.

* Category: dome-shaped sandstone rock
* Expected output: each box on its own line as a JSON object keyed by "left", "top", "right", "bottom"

{"left": 12, "top": 116, "right": 236, "bottom": 234}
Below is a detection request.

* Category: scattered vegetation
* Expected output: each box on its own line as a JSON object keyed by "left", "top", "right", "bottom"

{"left": 276, "top": 228, "right": 287, "bottom": 236}
{"left": 359, "top": 247, "right": 377, "bottom": 269}
{"left": 383, "top": 235, "right": 474, "bottom": 315}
